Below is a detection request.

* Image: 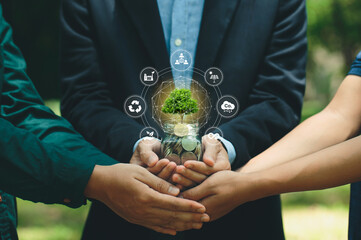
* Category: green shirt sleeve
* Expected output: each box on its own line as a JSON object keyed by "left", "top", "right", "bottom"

{"left": 0, "top": 4, "right": 117, "bottom": 208}
{"left": 0, "top": 118, "right": 94, "bottom": 207}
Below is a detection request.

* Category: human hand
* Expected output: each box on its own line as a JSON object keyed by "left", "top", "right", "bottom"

{"left": 172, "top": 134, "right": 231, "bottom": 189}
{"left": 84, "top": 164, "right": 210, "bottom": 235}
{"left": 181, "top": 170, "right": 258, "bottom": 221}
{"left": 130, "top": 138, "right": 176, "bottom": 181}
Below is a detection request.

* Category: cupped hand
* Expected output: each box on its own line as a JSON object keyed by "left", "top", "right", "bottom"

{"left": 172, "top": 134, "right": 231, "bottom": 189}
{"left": 130, "top": 138, "right": 176, "bottom": 181}
{"left": 85, "top": 164, "right": 210, "bottom": 235}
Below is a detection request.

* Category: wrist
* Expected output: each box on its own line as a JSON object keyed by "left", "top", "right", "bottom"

{"left": 84, "top": 165, "right": 108, "bottom": 201}
{"left": 234, "top": 171, "right": 279, "bottom": 203}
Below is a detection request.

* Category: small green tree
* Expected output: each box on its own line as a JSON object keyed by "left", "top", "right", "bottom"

{"left": 162, "top": 89, "right": 199, "bottom": 123}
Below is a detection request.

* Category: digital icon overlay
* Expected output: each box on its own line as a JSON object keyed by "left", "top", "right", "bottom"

{"left": 139, "top": 127, "right": 159, "bottom": 140}
{"left": 140, "top": 67, "right": 159, "bottom": 86}
{"left": 217, "top": 95, "right": 239, "bottom": 118}
{"left": 204, "top": 67, "right": 223, "bottom": 86}
{"left": 124, "top": 95, "right": 146, "bottom": 118}
{"left": 204, "top": 127, "right": 224, "bottom": 145}
{"left": 171, "top": 50, "right": 192, "bottom": 72}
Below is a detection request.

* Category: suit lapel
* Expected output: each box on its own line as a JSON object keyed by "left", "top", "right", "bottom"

{"left": 120, "top": 0, "right": 170, "bottom": 70}
{"left": 195, "top": 0, "right": 240, "bottom": 71}
{"left": 120, "top": 0, "right": 240, "bottom": 75}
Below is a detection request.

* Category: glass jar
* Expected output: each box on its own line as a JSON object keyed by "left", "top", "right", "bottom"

{"left": 161, "top": 123, "right": 202, "bottom": 165}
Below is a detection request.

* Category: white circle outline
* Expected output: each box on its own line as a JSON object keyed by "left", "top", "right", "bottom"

{"left": 203, "top": 127, "right": 224, "bottom": 145}
{"left": 123, "top": 95, "right": 147, "bottom": 118}
{"left": 139, "top": 67, "right": 159, "bottom": 86}
{"left": 216, "top": 95, "right": 239, "bottom": 118}
{"left": 139, "top": 127, "right": 159, "bottom": 140}
{"left": 204, "top": 67, "right": 224, "bottom": 87}
{"left": 170, "top": 49, "right": 193, "bottom": 72}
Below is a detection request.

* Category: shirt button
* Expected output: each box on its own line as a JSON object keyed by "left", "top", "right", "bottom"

{"left": 63, "top": 198, "right": 71, "bottom": 204}
{"left": 175, "top": 38, "right": 182, "bottom": 47}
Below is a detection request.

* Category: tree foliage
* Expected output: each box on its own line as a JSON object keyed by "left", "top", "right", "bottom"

{"left": 162, "top": 89, "right": 198, "bottom": 116}
{"left": 308, "top": 0, "right": 361, "bottom": 67}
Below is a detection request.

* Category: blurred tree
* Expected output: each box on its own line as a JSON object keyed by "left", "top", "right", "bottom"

{"left": 307, "top": 0, "right": 361, "bottom": 68}
{"left": 1, "top": 0, "right": 61, "bottom": 99}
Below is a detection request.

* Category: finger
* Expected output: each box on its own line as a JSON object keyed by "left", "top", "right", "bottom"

{"left": 152, "top": 191, "right": 206, "bottom": 213}
{"left": 147, "top": 207, "right": 210, "bottom": 224}
{"left": 184, "top": 161, "right": 214, "bottom": 176}
{"left": 163, "top": 221, "right": 203, "bottom": 232}
{"left": 144, "top": 225, "right": 177, "bottom": 236}
{"left": 139, "top": 171, "right": 181, "bottom": 196}
{"left": 181, "top": 182, "right": 213, "bottom": 201}
{"left": 157, "top": 161, "right": 177, "bottom": 180}
{"left": 147, "top": 159, "right": 169, "bottom": 175}
{"left": 144, "top": 209, "right": 208, "bottom": 232}
{"left": 149, "top": 221, "right": 202, "bottom": 232}
{"left": 176, "top": 165, "right": 207, "bottom": 183}
{"left": 172, "top": 173, "right": 197, "bottom": 188}
{"left": 175, "top": 184, "right": 184, "bottom": 191}
{"left": 138, "top": 139, "right": 161, "bottom": 167}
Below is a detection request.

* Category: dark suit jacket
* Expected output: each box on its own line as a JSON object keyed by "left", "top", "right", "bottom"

{"left": 60, "top": 0, "right": 307, "bottom": 239}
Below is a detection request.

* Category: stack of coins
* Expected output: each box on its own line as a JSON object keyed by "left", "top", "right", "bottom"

{"left": 161, "top": 131, "right": 202, "bottom": 165}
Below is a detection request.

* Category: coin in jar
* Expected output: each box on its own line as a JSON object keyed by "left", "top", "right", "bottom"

{"left": 165, "top": 153, "right": 181, "bottom": 165}
{"left": 181, "top": 152, "right": 198, "bottom": 165}
{"left": 181, "top": 137, "right": 198, "bottom": 152}
{"left": 174, "top": 123, "right": 189, "bottom": 137}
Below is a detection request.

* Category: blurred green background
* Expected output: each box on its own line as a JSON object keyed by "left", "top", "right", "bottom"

{"left": 1, "top": 0, "right": 361, "bottom": 239}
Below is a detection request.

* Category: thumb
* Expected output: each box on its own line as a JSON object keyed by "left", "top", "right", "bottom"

{"left": 181, "top": 182, "right": 211, "bottom": 201}
{"left": 202, "top": 139, "right": 218, "bottom": 167}
{"left": 142, "top": 170, "right": 180, "bottom": 196}
{"left": 138, "top": 140, "right": 160, "bottom": 167}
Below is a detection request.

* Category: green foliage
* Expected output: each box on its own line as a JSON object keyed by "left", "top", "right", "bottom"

{"left": 307, "top": 0, "right": 361, "bottom": 67}
{"left": 162, "top": 89, "right": 199, "bottom": 115}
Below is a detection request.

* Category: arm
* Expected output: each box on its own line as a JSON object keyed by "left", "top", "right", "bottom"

{"left": 59, "top": 0, "right": 143, "bottom": 162}
{"left": 0, "top": 118, "right": 209, "bottom": 234}
{"left": 216, "top": 0, "right": 307, "bottom": 169}
{"left": 183, "top": 134, "right": 361, "bottom": 221}
{"left": 0, "top": 118, "right": 96, "bottom": 207}
{"left": 241, "top": 75, "right": 361, "bottom": 173}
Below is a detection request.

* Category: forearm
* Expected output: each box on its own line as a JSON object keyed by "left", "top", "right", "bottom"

{"left": 248, "top": 135, "right": 361, "bottom": 197}
{"left": 241, "top": 110, "right": 351, "bottom": 173}
{"left": 242, "top": 75, "right": 361, "bottom": 173}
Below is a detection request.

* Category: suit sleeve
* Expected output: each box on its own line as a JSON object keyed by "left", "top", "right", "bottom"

{"left": 59, "top": 0, "right": 143, "bottom": 162}
{"left": 0, "top": 4, "right": 117, "bottom": 207}
{"left": 218, "top": 0, "right": 307, "bottom": 169}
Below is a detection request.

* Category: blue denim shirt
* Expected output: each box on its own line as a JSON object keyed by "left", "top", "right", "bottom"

{"left": 348, "top": 51, "right": 361, "bottom": 240}
{"left": 157, "top": 0, "right": 204, "bottom": 89}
